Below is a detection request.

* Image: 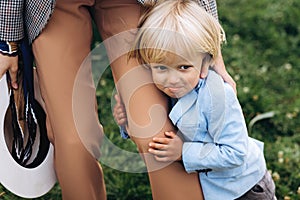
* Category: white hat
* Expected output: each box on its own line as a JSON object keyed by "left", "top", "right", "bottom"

{"left": 0, "top": 74, "right": 56, "bottom": 198}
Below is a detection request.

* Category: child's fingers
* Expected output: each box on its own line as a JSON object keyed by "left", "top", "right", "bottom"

{"left": 114, "top": 94, "right": 126, "bottom": 109}
{"left": 149, "top": 142, "right": 166, "bottom": 150}
{"left": 114, "top": 111, "right": 127, "bottom": 125}
{"left": 152, "top": 137, "right": 169, "bottom": 144}
{"left": 164, "top": 131, "right": 176, "bottom": 138}
{"left": 117, "top": 118, "right": 127, "bottom": 126}
{"left": 114, "top": 107, "right": 124, "bottom": 116}
{"left": 113, "top": 98, "right": 128, "bottom": 126}
{"left": 154, "top": 155, "right": 171, "bottom": 162}
{"left": 114, "top": 93, "right": 121, "bottom": 103}
{"left": 148, "top": 148, "right": 167, "bottom": 157}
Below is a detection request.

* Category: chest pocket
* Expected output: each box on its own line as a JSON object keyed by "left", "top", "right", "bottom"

{"left": 177, "top": 110, "right": 207, "bottom": 142}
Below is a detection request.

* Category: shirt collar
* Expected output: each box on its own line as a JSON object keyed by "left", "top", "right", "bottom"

{"left": 169, "top": 79, "right": 204, "bottom": 125}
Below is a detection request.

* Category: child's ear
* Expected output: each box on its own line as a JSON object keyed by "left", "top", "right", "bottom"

{"left": 200, "top": 54, "right": 213, "bottom": 77}
{"left": 203, "top": 54, "right": 214, "bottom": 67}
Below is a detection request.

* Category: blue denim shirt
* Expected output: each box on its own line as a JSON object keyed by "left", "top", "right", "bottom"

{"left": 169, "top": 71, "right": 266, "bottom": 199}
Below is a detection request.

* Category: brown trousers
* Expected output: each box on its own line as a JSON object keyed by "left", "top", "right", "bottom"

{"left": 32, "top": 0, "right": 203, "bottom": 199}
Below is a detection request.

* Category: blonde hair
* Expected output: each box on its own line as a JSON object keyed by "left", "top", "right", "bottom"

{"left": 130, "top": 0, "right": 225, "bottom": 66}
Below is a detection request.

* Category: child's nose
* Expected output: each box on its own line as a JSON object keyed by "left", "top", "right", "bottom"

{"left": 168, "top": 71, "right": 180, "bottom": 84}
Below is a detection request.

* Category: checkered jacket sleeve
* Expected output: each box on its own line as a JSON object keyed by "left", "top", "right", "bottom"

{"left": 0, "top": 0, "right": 24, "bottom": 41}
{"left": 198, "top": 0, "right": 218, "bottom": 19}
{"left": 0, "top": 0, "right": 55, "bottom": 43}
{"left": 24, "top": 0, "right": 56, "bottom": 43}
{"left": 137, "top": 0, "right": 219, "bottom": 19}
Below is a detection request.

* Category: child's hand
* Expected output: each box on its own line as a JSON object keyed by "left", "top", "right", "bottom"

{"left": 148, "top": 131, "right": 183, "bottom": 162}
{"left": 113, "top": 94, "right": 127, "bottom": 126}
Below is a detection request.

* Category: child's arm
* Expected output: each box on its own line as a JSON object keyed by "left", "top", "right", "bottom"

{"left": 148, "top": 131, "right": 183, "bottom": 162}
{"left": 181, "top": 83, "right": 248, "bottom": 173}
{"left": 112, "top": 96, "right": 183, "bottom": 158}
{"left": 150, "top": 81, "right": 248, "bottom": 171}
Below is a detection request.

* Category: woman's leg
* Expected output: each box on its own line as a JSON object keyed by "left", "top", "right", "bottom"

{"left": 94, "top": 0, "right": 204, "bottom": 199}
{"left": 32, "top": 0, "right": 106, "bottom": 199}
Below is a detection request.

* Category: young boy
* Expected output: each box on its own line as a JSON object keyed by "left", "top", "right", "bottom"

{"left": 114, "top": 1, "right": 276, "bottom": 199}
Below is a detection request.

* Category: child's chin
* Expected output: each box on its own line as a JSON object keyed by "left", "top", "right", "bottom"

{"left": 167, "top": 92, "right": 183, "bottom": 99}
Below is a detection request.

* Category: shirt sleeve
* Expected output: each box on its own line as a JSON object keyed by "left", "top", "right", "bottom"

{"left": 182, "top": 83, "right": 248, "bottom": 173}
{"left": 0, "top": 0, "right": 24, "bottom": 41}
{"left": 119, "top": 125, "right": 130, "bottom": 139}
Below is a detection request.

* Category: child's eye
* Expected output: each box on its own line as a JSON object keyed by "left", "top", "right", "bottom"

{"left": 154, "top": 65, "right": 167, "bottom": 70}
{"left": 179, "top": 65, "right": 192, "bottom": 70}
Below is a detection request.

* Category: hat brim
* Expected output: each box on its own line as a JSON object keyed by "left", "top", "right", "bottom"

{"left": 0, "top": 74, "right": 56, "bottom": 198}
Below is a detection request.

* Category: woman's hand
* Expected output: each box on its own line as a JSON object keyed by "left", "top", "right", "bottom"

{"left": 0, "top": 54, "right": 19, "bottom": 89}
{"left": 201, "top": 51, "right": 236, "bottom": 93}
{"left": 148, "top": 131, "right": 183, "bottom": 162}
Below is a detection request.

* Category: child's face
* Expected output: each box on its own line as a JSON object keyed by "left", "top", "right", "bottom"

{"left": 150, "top": 52, "right": 204, "bottom": 98}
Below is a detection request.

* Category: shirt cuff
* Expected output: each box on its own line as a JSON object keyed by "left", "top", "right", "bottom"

{"left": 0, "top": 40, "right": 19, "bottom": 56}
{"left": 119, "top": 125, "right": 130, "bottom": 139}
{"left": 182, "top": 142, "right": 212, "bottom": 174}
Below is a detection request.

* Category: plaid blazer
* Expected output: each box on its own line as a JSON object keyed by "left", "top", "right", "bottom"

{"left": 0, "top": 0, "right": 56, "bottom": 43}
{"left": 137, "top": 0, "right": 219, "bottom": 19}
{"left": 0, "top": 0, "right": 217, "bottom": 43}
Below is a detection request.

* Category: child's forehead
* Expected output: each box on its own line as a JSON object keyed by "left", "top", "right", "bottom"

{"left": 162, "top": 52, "right": 190, "bottom": 62}
{"left": 149, "top": 51, "right": 203, "bottom": 68}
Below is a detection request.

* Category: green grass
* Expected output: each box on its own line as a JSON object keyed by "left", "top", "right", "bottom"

{"left": 1, "top": 0, "right": 299, "bottom": 199}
